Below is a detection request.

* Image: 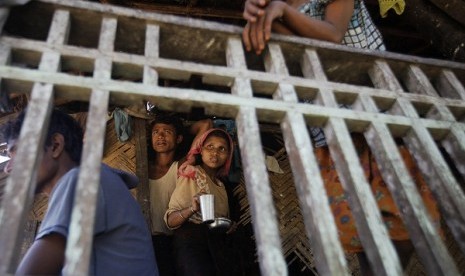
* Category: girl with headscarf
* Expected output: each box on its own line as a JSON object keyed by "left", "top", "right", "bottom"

{"left": 164, "top": 128, "right": 237, "bottom": 276}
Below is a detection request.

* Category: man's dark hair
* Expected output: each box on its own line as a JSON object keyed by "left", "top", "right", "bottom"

{"left": 3, "top": 108, "right": 84, "bottom": 163}
{"left": 149, "top": 114, "right": 184, "bottom": 137}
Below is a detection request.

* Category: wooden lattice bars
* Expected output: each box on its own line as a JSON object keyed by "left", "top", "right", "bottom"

{"left": 0, "top": 0, "right": 464, "bottom": 275}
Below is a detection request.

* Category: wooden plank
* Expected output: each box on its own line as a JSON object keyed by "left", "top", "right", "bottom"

{"left": 436, "top": 69, "right": 465, "bottom": 100}
{"left": 405, "top": 65, "right": 439, "bottom": 97}
{"left": 369, "top": 59, "right": 465, "bottom": 258}
{"left": 362, "top": 118, "right": 458, "bottom": 275}
{"left": 403, "top": 124, "right": 465, "bottom": 254}
{"left": 0, "top": 83, "right": 54, "bottom": 274}
{"left": 368, "top": 59, "right": 404, "bottom": 92}
{"left": 46, "top": 10, "right": 70, "bottom": 45}
{"left": 226, "top": 36, "right": 254, "bottom": 98}
{"left": 2, "top": 36, "right": 464, "bottom": 109}
{"left": 134, "top": 118, "right": 151, "bottom": 228}
{"left": 440, "top": 124, "right": 465, "bottom": 181}
{"left": 236, "top": 106, "right": 287, "bottom": 276}
{"left": 227, "top": 37, "right": 286, "bottom": 275}
{"left": 282, "top": 113, "right": 349, "bottom": 276}
{"left": 269, "top": 44, "right": 348, "bottom": 275}
{"left": 2, "top": 65, "right": 457, "bottom": 134}
{"left": 143, "top": 24, "right": 159, "bottom": 85}
{"left": 302, "top": 50, "right": 402, "bottom": 276}
{"left": 130, "top": 2, "right": 242, "bottom": 19}
{"left": 63, "top": 17, "right": 115, "bottom": 275}
{"left": 0, "top": 8, "right": 69, "bottom": 272}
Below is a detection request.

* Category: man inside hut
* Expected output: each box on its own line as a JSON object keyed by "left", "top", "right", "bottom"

{"left": 148, "top": 114, "right": 211, "bottom": 276}
{"left": 4, "top": 108, "right": 158, "bottom": 275}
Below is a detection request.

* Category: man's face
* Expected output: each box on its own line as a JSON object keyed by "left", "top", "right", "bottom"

{"left": 5, "top": 138, "right": 58, "bottom": 194}
{"left": 151, "top": 123, "right": 182, "bottom": 154}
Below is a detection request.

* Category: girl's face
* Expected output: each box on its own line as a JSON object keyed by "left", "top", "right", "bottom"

{"left": 201, "top": 135, "right": 229, "bottom": 171}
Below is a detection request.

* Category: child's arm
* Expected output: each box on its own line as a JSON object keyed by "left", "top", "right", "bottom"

{"left": 189, "top": 119, "right": 212, "bottom": 150}
{"left": 243, "top": 0, "right": 354, "bottom": 54}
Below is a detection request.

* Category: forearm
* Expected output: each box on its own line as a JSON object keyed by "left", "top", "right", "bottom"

{"left": 281, "top": 7, "right": 346, "bottom": 43}
{"left": 280, "top": 0, "right": 353, "bottom": 43}
{"left": 16, "top": 234, "right": 65, "bottom": 275}
{"left": 166, "top": 206, "right": 196, "bottom": 229}
{"left": 189, "top": 119, "right": 212, "bottom": 149}
{"left": 272, "top": 20, "right": 296, "bottom": 35}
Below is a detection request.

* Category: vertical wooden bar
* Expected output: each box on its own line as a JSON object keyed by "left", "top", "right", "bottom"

{"left": 0, "top": 9, "right": 70, "bottom": 274}
{"left": 301, "top": 49, "right": 401, "bottom": 276}
{"left": 144, "top": 24, "right": 159, "bottom": 85}
{"left": 370, "top": 60, "right": 465, "bottom": 255}
{"left": 134, "top": 23, "right": 161, "bottom": 228}
{"left": 63, "top": 16, "right": 115, "bottom": 275}
{"left": 436, "top": 69, "right": 465, "bottom": 100}
{"left": 441, "top": 125, "right": 465, "bottom": 180}
{"left": 359, "top": 64, "right": 458, "bottom": 274}
{"left": 227, "top": 37, "right": 287, "bottom": 276}
{"left": 236, "top": 106, "right": 287, "bottom": 276}
{"left": 0, "top": 84, "right": 54, "bottom": 274}
{"left": 404, "top": 65, "right": 439, "bottom": 97}
{"left": 267, "top": 44, "right": 349, "bottom": 276}
{"left": 363, "top": 123, "right": 458, "bottom": 275}
{"left": 134, "top": 118, "right": 150, "bottom": 226}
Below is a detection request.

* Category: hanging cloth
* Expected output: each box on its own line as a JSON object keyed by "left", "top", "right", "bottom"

{"left": 378, "top": 0, "right": 405, "bottom": 18}
{"left": 113, "top": 108, "right": 132, "bottom": 142}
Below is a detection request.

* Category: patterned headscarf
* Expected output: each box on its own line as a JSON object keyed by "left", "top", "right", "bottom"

{"left": 178, "top": 128, "right": 234, "bottom": 179}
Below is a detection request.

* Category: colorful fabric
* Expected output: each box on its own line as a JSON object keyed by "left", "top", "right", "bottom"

{"left": 298, "top": 0, "right": 385, "bottom": 50}
{"left": 315, "top": 135, "right": 442, "bottom": 253}
{"left": 378, "top": 0, "right": 405, "bottom": 18}
{"left": 178, "top": 128, "right": 234, "bottom": 178}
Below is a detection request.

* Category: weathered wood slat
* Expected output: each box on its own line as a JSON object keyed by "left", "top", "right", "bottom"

{"left": 403, "top": 125, "right": 465, "bottom": 253}
{"left": 3, "top": 35, "right": 465, "bottom": 115}
{"left": 47, "top": 10, "right": 70, "bottom": 45}
{"left": 143, "top": 24, "right": 160, "bottom": 85}
{"left": 236, "top": 106, "right": 287, "bottom": 276}
{"left": 0, "top": 83, "right": 54, "bottom": 274}
{"left": 0, "top": 65, "right": 458, "bottom": 136}
{"left": 370, "top": 60, "right": 465, "bottom": 256}
{"left": 405, "top": 65, "right": 439, "bottom": 97}
{"left": 1, "top": 1, "right": 465, "bottom": 275}
{"left": 302, "top": 50, "right": 402, "bottom": 276}
{"left": 63, "top": 17, "right": 115, "bottom": 275}
{"left": 436, "top": 69, "right": 465, "bottom": 100}
{"left": 364, "top": 122, "right": 458, "bottom": 275}
{"left": 441, "top": 125, "right": 465, "bottom": 181}
{"left": 267, "top": 44, "right": 348, "bottom": 275}
{"left": 228, "top": 37, "right": 287, "bottom": 276}
{"left": 326, "top": 119, "right": 404, "bottom": 276}
{"left": 282, "top": 113, "right": 349, "bottom": 276}
{"left": 0, "top": 8, "right": 70, "bottom": 273}
{"left": 134, "top": 118, "right": 151, "bottom": 229}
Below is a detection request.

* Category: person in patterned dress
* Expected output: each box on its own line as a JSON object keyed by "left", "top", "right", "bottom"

{"left": 242, "top": 1, "right": 442, "bottom": 275}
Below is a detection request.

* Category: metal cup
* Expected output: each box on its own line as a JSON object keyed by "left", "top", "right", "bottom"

{"left": 199, "top": 194, "right": 215, "bottom": 223}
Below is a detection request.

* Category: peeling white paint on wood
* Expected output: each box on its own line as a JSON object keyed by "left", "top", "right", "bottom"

{"left": 0, "top": 0, "right": 464, "bottom": 275}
